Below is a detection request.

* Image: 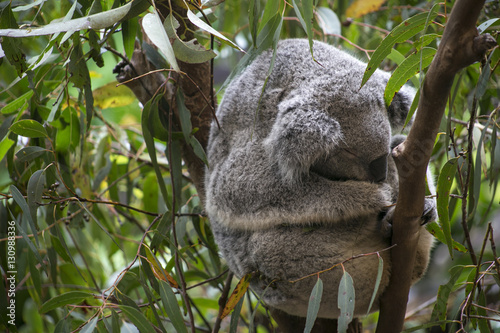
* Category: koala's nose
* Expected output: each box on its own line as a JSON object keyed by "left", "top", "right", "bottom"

{"left": 369, "top": 154, "right": 388, "bottom": 183}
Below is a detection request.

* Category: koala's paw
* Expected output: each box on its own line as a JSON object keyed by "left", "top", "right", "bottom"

{"left": 379, "top": 197, "right": 437, "bottom": 237}
{"left": 375, "top": 182, "right": 393, "bottom": 208}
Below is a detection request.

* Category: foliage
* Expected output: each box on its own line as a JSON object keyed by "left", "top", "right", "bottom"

{"left": 0, "top": 0, "right": 499, "bottom": 332}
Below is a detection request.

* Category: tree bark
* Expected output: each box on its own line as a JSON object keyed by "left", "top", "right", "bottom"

{"left": 375, "top": 1, "right": 497, "bottom": 332}
{"left": 115, "top": 2, "right": 215, "bottom": 203}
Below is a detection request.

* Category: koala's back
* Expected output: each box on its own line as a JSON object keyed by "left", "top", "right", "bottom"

{"left": 212, "top": 39, "right": 387, "bottom": 154}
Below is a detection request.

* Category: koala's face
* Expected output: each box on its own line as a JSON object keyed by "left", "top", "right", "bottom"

{"left": 309, "top": 90, "right": 393, "bottom": 184}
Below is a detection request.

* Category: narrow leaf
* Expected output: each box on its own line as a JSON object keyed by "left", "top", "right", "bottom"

{"left": 159, "top": 280, "right": 188, "bottom": 333}
{"left": 144, "top": 246, "right": 178, "bottom": 288}
{"left": 384, "top": 48, "right": 436, "bottom": 106}
{"left": 15, "top": 146, "right": 49, "bottom": 163}
{"left": 1, "top": 90, "right": 33, "bottom": 114}
{"left": 186, "top": 9, "right": 244, "bottom": 52}
{"left": 10, "top": 185, "right": 40, "bottom": 246}
{"left": 221, "top": 273, "right": 252, "bottom": 319}
{"left": 292, "top": 0, "right": 314, "bottom": 56}
{"left": 190, "top": 137, "right": 209, "bottom": 166}
{"left": 229, "top": 295, "right": 245, "bottom": 333}
{"left": 304, "top": 277, "right": 323, "bottom": 333}
{"left": 27, "top": 170, "right": 44, "bottom": 230}
{"left": 142, "top": 12, "right": 180, "bottom": 71}
{"left": 118, "top": 305, "right": 157, "bottom": 333}
{"left": 362, "top": 7, "right": 439, "bottom": 87}
{"left": 366, "top": 255, "right": 384, "bottom": 315}
{"left": 425, "top": 223, "right": 467, "bottom": 253}
{"left": 40, "top": 291, "right": 92, "bottom": 313}
{"left": 75, "top": 200, "right": 123, "bottom": 251}
{"left": 337, "top": 271, "right": 355, "bottom": 333}
{"left": 176, "top": 89, "right": 192, "bottom": 142}
{"left": 430, "top": 266, "right": 463, "bottom": 330}
{"left": 249, "top": 0, "right": 260, "bottom": 47}
{"left": 142, "top": 97, "right": 170, "bottom": 209}
{"left": 316, "top": 7, "right": 341, "bottom": 35}
{"left": 0, "top": 1, "right": 144, "bottom": 37}
{"left": 436, "top": 157, "right": 459, "bottom": 257}
{"left": 80, "top": 316, "right": 98, "bottom": 333}
{"left": 0, "top": 137, "right": 15, "bottom": 162}
{"left": 477, "top": 18, "right": 500, "bottom": 34}
{"left": 10, "top": 119, "right": 48, "bottom": 138}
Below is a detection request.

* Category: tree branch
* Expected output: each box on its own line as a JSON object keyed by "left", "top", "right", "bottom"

{"left": 376, "top": 1, "right": 497, "bottom": 332}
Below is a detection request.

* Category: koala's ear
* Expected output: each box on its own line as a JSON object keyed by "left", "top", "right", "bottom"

{"left": 387, "top": 85, "right": 416, "bottom": 131}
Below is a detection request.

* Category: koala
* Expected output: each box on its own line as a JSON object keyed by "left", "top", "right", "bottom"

{"left": 205, "top": 39, "right": 436, "bottom": 319}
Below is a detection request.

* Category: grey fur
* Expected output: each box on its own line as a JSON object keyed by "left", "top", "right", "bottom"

{"left": 205, "top": 39, "right": 435, "bottom": 318}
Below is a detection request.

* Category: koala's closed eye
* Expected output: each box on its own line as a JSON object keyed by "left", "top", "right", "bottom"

{"left": 311, "top": 150, "right": 389, "bottom": 183}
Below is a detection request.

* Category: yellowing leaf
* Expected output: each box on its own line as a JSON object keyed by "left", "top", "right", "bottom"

{"left": 93, "top": 82, "right": 136, "bottom": 109}
{"left": 220, "top": 273, "right": 252, "bottom": 319}
{"left": 144, "top": 246, "right": 179, "bottom": 288}
{"left": 346, "top": 0, "right": 386, "bottom": 19}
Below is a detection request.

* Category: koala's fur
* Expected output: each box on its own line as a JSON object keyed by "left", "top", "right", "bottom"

{"left": 205, "top": 39, "right": 436, "bottom": 318}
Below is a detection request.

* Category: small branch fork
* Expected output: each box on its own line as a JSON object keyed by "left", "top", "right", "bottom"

{"left": 376, "top": 1, "right": 497, "bottom": 332}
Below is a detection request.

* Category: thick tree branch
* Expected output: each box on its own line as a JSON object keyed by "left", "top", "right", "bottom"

{"left": 376, "top": 1, "right": 496, "bottom": 332}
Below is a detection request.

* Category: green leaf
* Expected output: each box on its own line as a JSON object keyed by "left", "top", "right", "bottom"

{"left": 436, "top": 157, "right": 459, "bottom": 257}
{"left": 430, "top": 266, "right": 463, "bottom": 330}
{"left": 186, "top": 9, "right": 244, "bottom": 52}
{"left": 0, "top": 0, "right": 144, "bottom": 37}
{"left": 0, "top": 137, "right": 15, "bottom": 162}
{"left": 80, "top": 316, "right": 98, "bottom": 333}
{"left": 141, "top": 97, "right": 170, "bottom": 210}
{"left": 249, "top": 0, "right": 260, "bottom": 47}
{"left": 122, "top": 17, "right": 138, "bottom": 60}
{"left": 27, "top": 250, "right": 42, "bottom": 302}
{"left": 15, "top": 146, "right": 49, "bottom": 163}
{"left": 229, "top": 294, "right": 245, "bottom": 333}
{"left": 118, "top": 305, "right": 157, "bottom": 333}
{"left": 50, "top": 234, "right": 71, "bottom": 262}
{"left": 362, "top": 7, "right": 439, "bottom": 87}
{"left": 304, "top": 277, "right": 323, "bottom": 333}
{"left": 40, "top": 291, "right": 92, "bottom": 313}
{"left": 142, "top": 11, "right": 179, "bottom": 71}
{"left": 190, "top": 137, "right": 209, "bottom": 166}
{"left": 366, "top": 255, "right": 384, "bottom": 315}
{"left": 10, "top": 185, "right": 40, "bottom": 247}
{"left": 414, "top": 33, "right": 439, "bottom": 51}
{"left": 292, "top": 0, "right": 314, "bottom": 56}
{"left": 165, "top": 14, "right": 216, "bottom": 64}
{"left": 316, "top": 7, "right": 341, "bottom": 35}
{"left": 54, "top": 318, "right": 70, "bottom": 333}
{"left": 176, "top": 89, "right": 192, "bottom": 142}
{"left": 1, "top": 90, "right": 33, "bottom": 115}
{"left": 0, "top": 4, "right": 28, "bottom": 76}
{"left": 384, "top": 47, "right": 436, "bottom": 106}
{"left": 74, "top": 200, "right": 123, "bottom": 251}
{"left": 477, "top": 18, "right": 500, "bottom": 34}
{"left": 337, "top": 270, "right": 355, "bottom": 333}
{"left": 159, "top": 280, "right": 188, "bottom": 333}
{"left": 425, "top": 223, "right": 467, "bottom": 253}
{"left": 10, "top": 119, "right": 48, "bottom": 138}
{"left": 27, "top": 169, "right": 44, "bottom": 230}
{"left": 11, "top": 0, "right": 45, "bottom": 12}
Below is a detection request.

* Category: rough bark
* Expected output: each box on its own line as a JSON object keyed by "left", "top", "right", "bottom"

{"left": 375, "top": 1, "right": 497, "bottom": 332}
{"left": 115, "top": 2, "right": 214, "bottom": 203}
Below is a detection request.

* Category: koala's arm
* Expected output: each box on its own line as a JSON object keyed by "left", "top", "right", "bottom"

{"left": 207, "top": 165, "right": 393, "bottom": 230}
{"left": 263, "top": 95, "right": 343, "bottom": 182}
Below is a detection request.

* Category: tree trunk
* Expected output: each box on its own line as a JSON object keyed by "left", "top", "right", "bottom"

{"left": 375, "top": 1, "right": 496, "bottom": 332}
